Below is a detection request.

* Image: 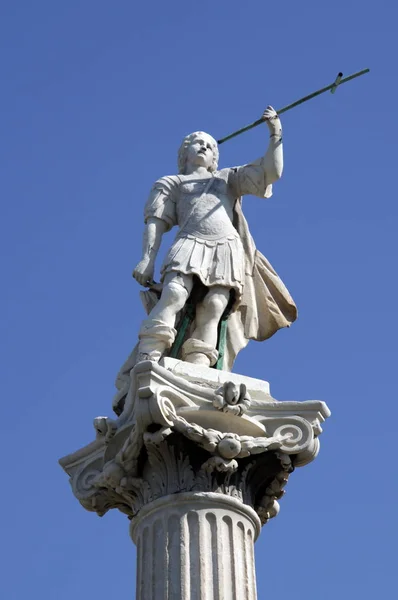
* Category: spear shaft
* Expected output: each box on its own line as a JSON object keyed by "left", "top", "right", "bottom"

{"left": 217, "top": 68, "right": 370, "bottom": 145}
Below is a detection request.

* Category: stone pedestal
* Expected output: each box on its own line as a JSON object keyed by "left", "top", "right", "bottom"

{"left": 131, "top": 492, "right": 259, "bottom": 600}
{"left": 59, "top": 358, "right": 330, "bottom": 599}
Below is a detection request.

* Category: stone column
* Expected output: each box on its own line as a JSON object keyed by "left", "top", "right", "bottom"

{"left": 59, "top": 358, "right": 330, "bottom": 600}
{"left": 131, "top": 492, "right": 259, "bottom": 600}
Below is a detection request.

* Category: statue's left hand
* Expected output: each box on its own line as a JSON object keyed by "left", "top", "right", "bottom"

{"left": 262, "top": 105, "right": 281, "bottom": 134}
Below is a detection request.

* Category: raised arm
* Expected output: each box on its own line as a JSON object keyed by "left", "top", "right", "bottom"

{"left": 133, "top": 217, "right": 167, "bottom": 286}
{"left": 228, "top": 106, "right": 283, "bottom": 198}
{"left": 262, "top": 105, "right": 283, "bottom": 183}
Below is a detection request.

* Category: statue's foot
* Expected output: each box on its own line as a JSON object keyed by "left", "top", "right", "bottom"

{"left": 137, "top": 319, "right": 177, "bottom": 365}
{"left": 138, "top": 319, "right": 176, "bottom": 365}
{"left": 184, "top": 352, "right": 211, "bottom": 367}
{"left": 136, "top": 351, "right": 161, "bottom": 363}
{"left": 182, "top": 338, "right": 218, "bottom": 367}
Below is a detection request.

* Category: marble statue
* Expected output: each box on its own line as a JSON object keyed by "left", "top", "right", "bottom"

{"left": 113, "top": 107, "right": 297, "bottom": 415}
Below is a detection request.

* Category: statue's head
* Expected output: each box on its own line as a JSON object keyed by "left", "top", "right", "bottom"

{"left": 178, "top": 131, "right": 219, "bottom": 174}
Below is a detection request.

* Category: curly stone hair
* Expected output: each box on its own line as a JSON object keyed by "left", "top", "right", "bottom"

{"left": 178, "top": 131, "right": 219, "bottom": 174}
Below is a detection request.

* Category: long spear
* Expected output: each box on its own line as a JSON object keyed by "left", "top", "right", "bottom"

{"left": 217, "top": 68, "right": 370, "bottom": 145}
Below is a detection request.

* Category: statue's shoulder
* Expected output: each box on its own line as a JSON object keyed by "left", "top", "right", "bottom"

{"left": 153, "top": 174, "right": 182, "bottom": 188}
{"left": 214, "top": 167, "right": 233, "bottom": 181}
{"left": 214, "top": 167, "right": 241, "bottom": 191}
{"left": 149, "top": 175, "right": 182, "bottom": 199}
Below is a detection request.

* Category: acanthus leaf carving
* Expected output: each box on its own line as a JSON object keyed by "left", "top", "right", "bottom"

{"left": 142, "top": 428, "right": 195, "bottom": 502}
{"left": 256, "top": 452, "right": 293, "bottom": 525}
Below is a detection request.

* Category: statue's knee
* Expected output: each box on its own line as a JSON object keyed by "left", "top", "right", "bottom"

{"left": 162, "top": 281, "right": 188, "bottom": 311}
{"left": 202, "top": 291, "right": 228, "bottom": 319}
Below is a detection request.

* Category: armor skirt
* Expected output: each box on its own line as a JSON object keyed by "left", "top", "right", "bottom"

{"left": 161, "top": 232, "right": 245, "bottom": 299}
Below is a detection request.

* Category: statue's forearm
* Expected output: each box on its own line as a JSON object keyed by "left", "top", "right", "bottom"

{"left": 141, "top": 218, "right": 167, "bottom": 262}
{"left": 263, "top": 135, "right": 283, "bottom": 183}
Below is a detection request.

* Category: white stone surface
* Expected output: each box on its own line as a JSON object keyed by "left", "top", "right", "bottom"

{"left": 131, "top": 492, "right": 259, "bottom": 600}
{"left": 60, "top": 360, "right": 330, "bottom": 517}
{"left": 161, "top": 356, "right": 271, "bottom": 399}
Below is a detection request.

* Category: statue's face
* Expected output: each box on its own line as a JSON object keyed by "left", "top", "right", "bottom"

{"left": 185, "top": 133, "right": 215, "bottom": 171}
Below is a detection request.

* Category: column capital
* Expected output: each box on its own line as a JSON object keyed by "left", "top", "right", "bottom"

{"left": 59, "top": 359, "right": 330, "bottom": 526}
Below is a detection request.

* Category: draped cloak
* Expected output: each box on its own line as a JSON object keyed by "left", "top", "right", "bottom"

{"left": 113, "top": 165, "right": 297, "bottom": 415}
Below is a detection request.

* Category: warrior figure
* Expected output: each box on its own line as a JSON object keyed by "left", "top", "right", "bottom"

{"left": 114, "top": 107, "right": 297, "bottom": 415}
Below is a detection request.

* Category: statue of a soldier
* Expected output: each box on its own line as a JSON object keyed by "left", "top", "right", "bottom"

{"left": 113, "top": 106, "right": 297, "bottom": 415}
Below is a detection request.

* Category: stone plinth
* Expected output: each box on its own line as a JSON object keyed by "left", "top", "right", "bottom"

{"left": 59, "top": 359, "right": 330, "bottom": 599}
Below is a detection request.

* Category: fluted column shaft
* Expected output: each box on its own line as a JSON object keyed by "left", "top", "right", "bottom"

{"left": 130, "top": 492, "right": 261, "bottom": 600}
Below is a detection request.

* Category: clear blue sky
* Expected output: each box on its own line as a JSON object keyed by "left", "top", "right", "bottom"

{"left": 0, "top": 1, "right": 396, "bottom": 598}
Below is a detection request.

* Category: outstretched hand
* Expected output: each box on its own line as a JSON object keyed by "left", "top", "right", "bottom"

{"left": 262, "top": 105, "right": 282, "bottom": 135}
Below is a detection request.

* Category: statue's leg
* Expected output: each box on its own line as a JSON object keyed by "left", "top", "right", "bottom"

{"left": 138, "top": 272, "right": 193, "bottom": 362}
{"left": 182, "top": 285, "right": 230, "bottom": 367}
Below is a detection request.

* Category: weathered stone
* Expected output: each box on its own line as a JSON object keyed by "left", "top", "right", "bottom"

{"left": 131, "top": 493, "right": 260, "bottom": 600}
{"left": 60, "top": 361, "right": 329, "bottom": 522}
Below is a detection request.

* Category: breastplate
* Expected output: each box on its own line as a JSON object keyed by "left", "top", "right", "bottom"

{"left": 177, "top": 179, "right": 236, "bottom": 240}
